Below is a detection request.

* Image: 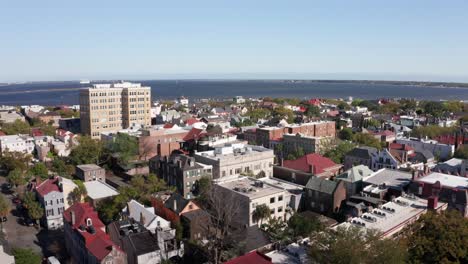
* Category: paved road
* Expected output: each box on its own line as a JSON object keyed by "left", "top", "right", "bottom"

{"left": 0, "top": 178, "right": 42, "bottom": 254}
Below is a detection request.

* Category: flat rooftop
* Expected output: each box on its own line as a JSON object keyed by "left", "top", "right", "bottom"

{"left": 336, "top": 195, "right": 446, "bottom": 237}
{"left": 363, "top": 169, "right": 412, "bottom": 190}
{"left": 417, "top": 172, "right": 468, "bottom": 189}
{"left": 259, "top": 177, "right": 303, "bottom": 192}
{"left": 77, "top": 164, "right": 102, "bottom": 171}
{"left": 216, "top": 177, "right": 284, "bottom": 200}
{"left": 195, "top": 143, "right": 273, "bottom": 160}
{"left": 84, "top": 181, "right": 119, "bottom": 200}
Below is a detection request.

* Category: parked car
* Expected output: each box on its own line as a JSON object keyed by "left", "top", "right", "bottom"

{"left": 12, "top": 197, "right": 21, "bottom": 204}
{"left": 23, "top": 217, "right": 34, "bottom": 227}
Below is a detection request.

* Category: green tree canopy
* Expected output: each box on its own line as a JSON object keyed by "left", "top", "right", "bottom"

{"left": 338, "top": 128, "right": 353, "bottom": 141}
{"left": 1, "top": 119, "right": 30, "bottom": 135}
{"left": 13, "top": 248, "right": 42, "bottom": 264}
{"left": 304, "top": 105, "right": 321, "bottom": 118}
{"left": 405, "top": 210, "right": 468, "bottom": 264}
{"left": 288, "top": 213, "right": 322, "bottom": 238}
{"left": 106, "top": 133, "right": 139, "bottom": 165}
{"left": 324, "top": 141, "right": 356, "bottom": 163}
{"left": 272, "top": 106, "right": 295, "bottom": 123}
{"left": 28, "top": 162, "right": 49, "bottom": 179}
{"left": 51, "top": 158, "right": 74, "bottom": 178}
{"left": 7, "top": 169, "right": 27, "bottom": 187}
{"left": 352, "top": 133, "right": 382, "bottom": 149}
{"left": 27, "top": 201, "right": 44, "bottom": 222}
{"left": 309, "top": 226, "right": 407, "bottom": 264}
{"left": 69, "top": 136, "right": 104, "bottom": 165}
{"left": 0, "top": 151, "right": 32, "bottom": 173}
{"left": 253, "top": 204, "right": 270, "bottom": 225}
{"left": 454, "top": 146, "right": 468, "bottom": 159}
{"left": 410, "top": 125, "right": 458, "bottom": 139}
{"left": 422, "top": 101, "right": 445, "bottom": 117}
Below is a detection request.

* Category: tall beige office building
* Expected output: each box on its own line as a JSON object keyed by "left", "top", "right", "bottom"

{"left": 80, "top": 81, "right": 151, "bottom": 139}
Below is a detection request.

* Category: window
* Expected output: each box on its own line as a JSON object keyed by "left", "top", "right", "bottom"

{"left": 278, "top": 195, "right": 283, "bottom": 201}
{"left": 270, "top": 197, "right": 275, "bottom": 204}
{"left": 277, "top": 206, "right": 283, "bottom": 213}
{"left": 270, "top": 209, "right": 275, "bottom": 214}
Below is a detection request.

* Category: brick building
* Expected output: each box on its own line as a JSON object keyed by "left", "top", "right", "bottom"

{"left": 256, "top": 121, "right": 335, "bottom": 148}
{"left": 63, "top": 203, "right": 126, "bottom": 264}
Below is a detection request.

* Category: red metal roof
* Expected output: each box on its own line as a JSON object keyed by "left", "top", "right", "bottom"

{"left": 31, "top": 128, "right": 44, "bottom": 137}
{"left": 35, "top": 177, "right": 61, "bottom": 197}
{"left": 163, "top": 123, "right": 175, "bottom": 129}
{"left": 185, "top": 118, "right": 199, "bottom": 126}
{"left": 283, "top": 153, "right": 338, "bottom": 174}
{"left": 183, "top": 127, "right": 204, "bottom": 141}
{"left": 308, "top": 98, "right": 322, "bottom": 106}
{"left": 0, "top": 131, "right": 5, "bottom": 136}
{"left": 64, "top": 203, "right": 122, "bottom": 261}
{"left": 389, "top": 143, "right": 414, "bottom": 151}
{"left": 224, "top": 251, "right": 272, "bottom": 264}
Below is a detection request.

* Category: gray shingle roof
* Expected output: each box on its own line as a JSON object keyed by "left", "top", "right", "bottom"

{"left": 346, "top": 146, "right": 378, "bottom": 159}
{"left": 305, "top": 177, "right": 338, "bottom": 194}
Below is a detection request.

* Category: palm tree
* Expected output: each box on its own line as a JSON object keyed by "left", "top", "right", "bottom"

{"left": 27, "top": 201, "right": 44, "bottom": 225}
{"left": 253, "top": 204, "right": 270, "bottom": 226}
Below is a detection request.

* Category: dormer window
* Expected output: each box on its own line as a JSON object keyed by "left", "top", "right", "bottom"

{"left": 86, "top": 217, "right": 93, "bottom": 226}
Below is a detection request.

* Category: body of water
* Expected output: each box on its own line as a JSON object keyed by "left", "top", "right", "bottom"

{"left": 0, "top": 80, "right": 467, "bottom": 105}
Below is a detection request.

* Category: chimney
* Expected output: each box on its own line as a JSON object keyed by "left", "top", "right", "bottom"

{"left": 173, "top": 199, "right": 177, "bottom": 212}
{"left": 309, "top": 164, "right": 314, "bottom": 174}
{"left": 280, "top": 158, "right": 284, "bottom": 167}
{"left": 35, "top": 176, "right": 41, "bottom": 186}
{"left": 70, "top": 211, "right": 76, "bottom": 225}
{"left": 427, "top": 196, "right": 438, "bottom": 210}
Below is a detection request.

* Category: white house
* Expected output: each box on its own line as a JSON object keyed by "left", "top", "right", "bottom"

{"left": 0, "top": 135, "right": 35, "bottom": 154}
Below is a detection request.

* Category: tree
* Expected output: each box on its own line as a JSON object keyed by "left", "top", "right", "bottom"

{"left": 27, "top": 201, "right": 44, "bottom": 224}
{"left": 7, "top": 169, "right": 27, "bottom": 187}
{"left": 324, "top": 141, "right": 356, "bottom": 163}
{"left": 410, "top": 125, "right": 458, "bottom": 139}
{"left": 28, "top": 162, "right": 48, "bottom": 179}
{"left": 247, "top": 108, "right": 270, "bottom": 122}
{"left": 0, "top": 151, "right": 32, "bottom": 173}
{"left": 338, "top": 128, "right": 353, "bottom": 140}
{"left": 202, "top": 184, "right": 240, "bottom": 264}
{"left": 337, "top": 101, "right": 350, "bottom": 110}
{"left": 0, "top": 195, "right": 11, "bottom": 217}
{"left": 69, "top": 136, "right": 104, "bottom": 165}
{"left": 51, "top": 158, "right": 74, "bottom": 178}
{"left": 13, "top": 248, "right": 42, "bottom": 264}
{"left": 194, "top": 176, "right": 211, "bottom": 204}
{"left": 1, "top": 120, "right": 30, "bottom": 135}
{"left": 288, "top": 213, "right": 322, "bottom": 238}
{"left": 405, "top": 210, "right": 468, "bottom": 264}
{"left": 272, "top": 106, "right": 295, "bottom": 123}
{"left": 67, "top": 180, "right": 88, "bottom": 206}
{"left": 365, "top": 119, "right": 381, "bottom": 128}
{"left": 253, "top": 204, "right": 270, "bottom": 226}
{"left": 304, "top": 105, "right": 320, "bottom": 118}
{"left": 423, "top": 101, "right": 445, "bottom": 117}
{"left": 454, "top": 146, "right": 468, "bottom": 159}
{"left": 309, "top": 226, "right": 407, "bottom": 264}
{"left": 443, "top": 100, "right": 464, "bottom": 113}
{"left": 353, "top": 133, "right": 382, "bottom": 149}
{"left": 107, "top": 133, "right": 139, "bottom": 165}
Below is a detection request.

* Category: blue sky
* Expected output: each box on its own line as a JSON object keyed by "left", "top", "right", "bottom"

{"left": 1, "top": 0, "right": 468, "bottom": 82}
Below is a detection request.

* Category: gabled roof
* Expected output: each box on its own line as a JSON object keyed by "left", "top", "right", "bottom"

{"left": 164, "top": 193, "right": 190, "bottom": 215}
{"left": 64, "top": 203, "right": 123, "bottom": 261}
{"left": 283, "top": 153, "right": 338, "bottom": 174}
{"left": 337, "top": 165, "right": 373, "bottom": 183}
{"left": 35, "top": 177, "right": 61, "bottom": 197}
{"left": 346, "top": 146, "right": 378, "bottom": 159}
{"left": 305, "top": 177, "right": 339, "bottom": 194}
{"left": 183, "top": 127, "right": 204, "bottom": 141}
{"left": 224, "top": 251, "right": 272, "bottom": 264}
